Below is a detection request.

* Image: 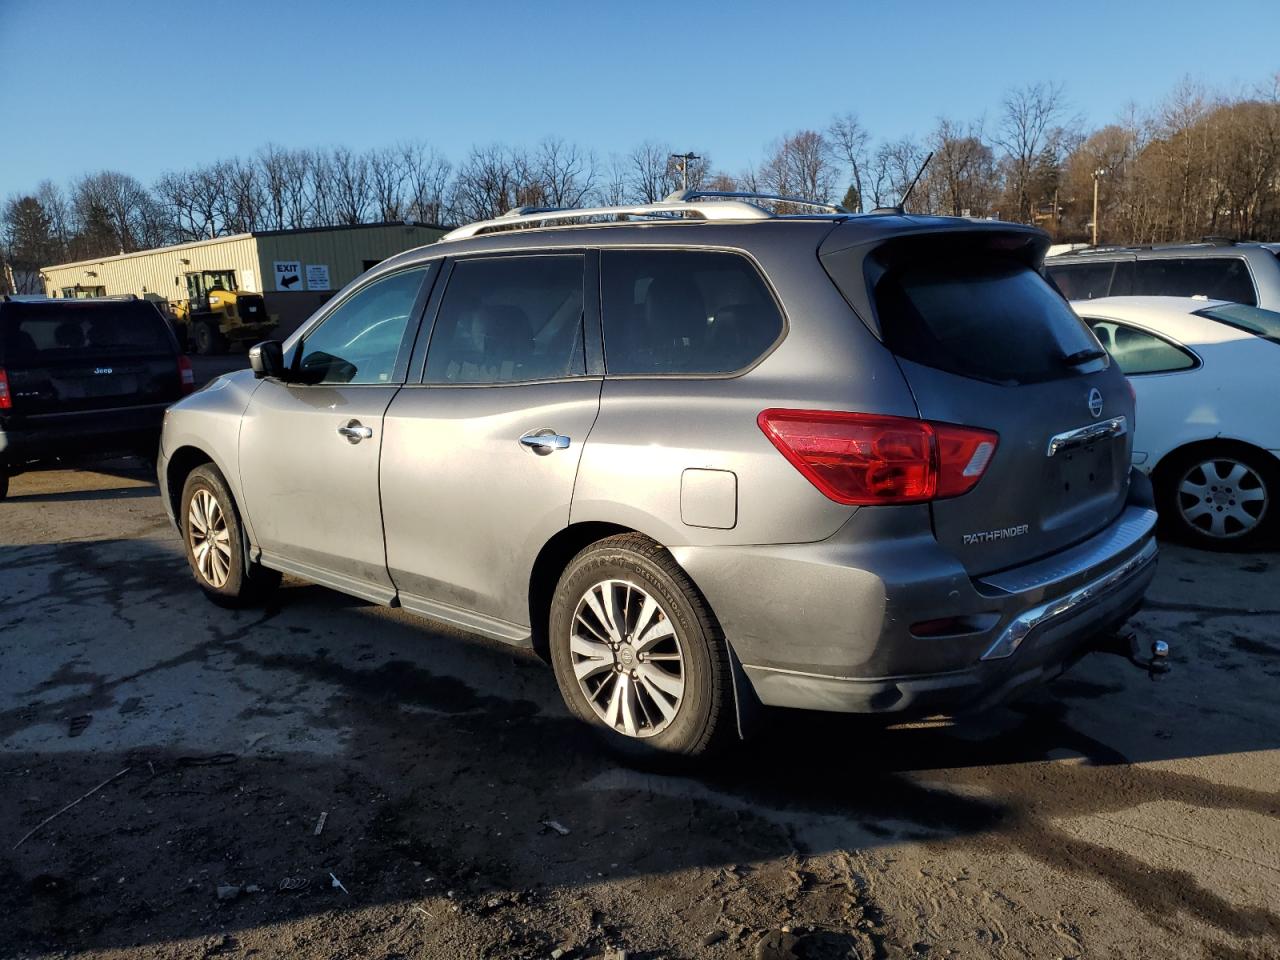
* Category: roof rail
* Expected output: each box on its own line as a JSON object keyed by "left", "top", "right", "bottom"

{"left": 440, "top": 198, "right": 774, "bottom": 242}
{"left": 664, "top": 189, "right": 848, "bottom": 213}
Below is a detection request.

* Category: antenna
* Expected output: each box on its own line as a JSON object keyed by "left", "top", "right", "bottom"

{"left": 898, "top": 151, "right": 933, "bottom": 211}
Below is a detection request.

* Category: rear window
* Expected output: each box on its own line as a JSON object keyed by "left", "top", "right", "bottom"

{"left": 1133, "top": 257, "right": 1256, "bottom": 305}
{"left": 873, "top": 258, "right": 1103, "bottom": 385}
{"left": 1, "top": 302, "right": 173, "bottom": 363}
{"left": 600, "top": 250, "right": 784, "bottom": 376}
{"left": 1193, "top": 303, "right": 1280, "bottom": 343}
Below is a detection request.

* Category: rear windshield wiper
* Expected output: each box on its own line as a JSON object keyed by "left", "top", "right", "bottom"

{"left": 1061, "top": 347, "right": 1107, "bottom": 366}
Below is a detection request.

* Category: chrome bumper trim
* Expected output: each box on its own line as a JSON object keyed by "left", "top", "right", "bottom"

{"left": 1046, "top": 416, "right": 1127, "bottom": 456}
{"left": 979, "top": 506, "right": 1157, "bottom": 596}
{"left": 980, "top": 536, "right": 1157, "bottom": 661}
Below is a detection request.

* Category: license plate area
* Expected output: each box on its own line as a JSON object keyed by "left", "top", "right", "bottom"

{"left": 52, "top": 374, "right": 139, "bottom": 399}
{"left": 1045, "top": 440, "right": 1117, "bottom": 517}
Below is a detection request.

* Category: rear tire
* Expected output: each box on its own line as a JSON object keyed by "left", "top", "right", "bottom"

{"left": 180, "top": 464, "right": 280, "bottom": 606}
{"left": 1156, "top": 444, "right": 1278, "bottom": 550}
{"left": 548, "top": 534, "right": 734, "bottom": 762}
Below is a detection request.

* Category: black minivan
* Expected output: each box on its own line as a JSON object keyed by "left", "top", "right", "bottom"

{"left": 0, "top": 297, "right": 195, "bottom": 497}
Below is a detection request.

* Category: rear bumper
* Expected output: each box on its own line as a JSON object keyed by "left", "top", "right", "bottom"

{"left": 0, "top": 402, "right": 169, "bottom": 466}
{"left": 675, "top": 474, "right": 1158, "bottom": 716}
{"left": 741, "top": 537, "right": 1155, "bottom": 714}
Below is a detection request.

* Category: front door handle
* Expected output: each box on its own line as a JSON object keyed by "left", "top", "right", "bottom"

{"left": 338, "top": 420, "right": 374, "bottom": 444}
{"left": 519, "top": 429, "right": 571, "bottom": 454}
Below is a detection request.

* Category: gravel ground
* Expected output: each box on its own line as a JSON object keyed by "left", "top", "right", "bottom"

{"left": 0, "top": 458, "right": 1277, "bottom": 960}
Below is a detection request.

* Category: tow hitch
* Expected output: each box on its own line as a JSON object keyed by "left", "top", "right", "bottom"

{"left": 1100, "top": 631, "right": 1170, "bottom": 678}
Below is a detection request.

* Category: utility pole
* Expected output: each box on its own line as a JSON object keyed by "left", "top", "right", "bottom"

{"left": 671, "top": 152, "right": 701, "bottom": 192}
{"left": 1091, "top": 168, "right": 1105, "bottom": 246}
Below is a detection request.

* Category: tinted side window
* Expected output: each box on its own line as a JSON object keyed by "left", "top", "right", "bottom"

{"left": 1109, "top": 259, "right": 1135, "bottom": 295}
{"left": 601, "top": 250, "right": 783, "bottom": 376}
{"left": 1046, "top": 261, "right": 1115, "bottom": 300}
{"left": 1087, "top": 320, "right": 1197, "bottom": 375}
{"left": 299, "top": 267, "right": 429, "bottom": 384}
{"left": 1133, "top": 257, "right": 1256, "bottom": 305}
{"left": 425, "top": 255, "right": 585, "bottom": 384}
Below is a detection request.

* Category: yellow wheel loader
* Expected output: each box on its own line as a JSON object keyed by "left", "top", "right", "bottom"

{"left": 172, "top": 270, "right": 274, "bottom": 355}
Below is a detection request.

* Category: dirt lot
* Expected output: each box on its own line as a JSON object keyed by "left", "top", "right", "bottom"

{"left": 1, "top": 451, "right": 1278, "bottom": 959}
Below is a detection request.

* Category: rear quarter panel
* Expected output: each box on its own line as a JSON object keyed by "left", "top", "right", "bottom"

{"left": 571, "top": 236, "right": 920, "bottom": 547}
{"left": 1136, "top": 336, "right": 1280, "bottom": 473}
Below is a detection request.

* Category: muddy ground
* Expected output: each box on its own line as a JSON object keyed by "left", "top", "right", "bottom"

{"left": 1, "top": 454, "right": 1278, "bottom": 960}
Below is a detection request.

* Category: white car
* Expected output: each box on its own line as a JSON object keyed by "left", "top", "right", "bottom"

{"left": 1070, "top": 296, "right": 1280, "bottom": 549}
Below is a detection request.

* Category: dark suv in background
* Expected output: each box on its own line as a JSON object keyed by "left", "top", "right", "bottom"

{"left": 0, "top": 296, "right": 194, "bottom": 497}
{"left": 1046, "top": 240, "right": 1280, "bottom": 308}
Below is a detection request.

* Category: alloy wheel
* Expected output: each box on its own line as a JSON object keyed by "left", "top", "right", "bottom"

{"left": 569, "top": 579, "right": 685, "bottom": 738}
{"left": 1176, "top": 458, "right": 1268, "bottom": 540}
{"left": 188, "top": 488, "right": 233, "bottom": 587}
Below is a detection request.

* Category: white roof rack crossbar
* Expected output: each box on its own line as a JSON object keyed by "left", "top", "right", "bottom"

{"left": 440, "top": 199, "right": 774, "bottom": 242}
{"left": 665, "top": 189, "right": 848, "bottom": 214}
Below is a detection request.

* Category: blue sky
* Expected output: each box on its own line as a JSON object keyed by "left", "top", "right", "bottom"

{"left": 1, "top": 0, "right": 1277, "bottom": 197}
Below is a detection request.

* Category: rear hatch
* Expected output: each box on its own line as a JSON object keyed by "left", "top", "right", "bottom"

{"left": 822, "top": 224, "right": 1133, "bottom": 576}
{"left": 0, "top": 300, "right": 183, "bottom": 416}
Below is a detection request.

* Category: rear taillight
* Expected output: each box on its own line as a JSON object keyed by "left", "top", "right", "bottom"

{"left": 178, "top": 354, "right": 196, "bottom": 394}
{"left": 757, "top": 409, "right": 998, "bottom": 505}
{"left": 0, "top": 367, "right": 11, "bottom": 410}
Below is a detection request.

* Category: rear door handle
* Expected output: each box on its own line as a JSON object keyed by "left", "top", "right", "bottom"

{"left": 519, "top": 429, "right": 571, "bottom": 454}
{"left": 338, "top": 420, "right": 374, "bottom": 444}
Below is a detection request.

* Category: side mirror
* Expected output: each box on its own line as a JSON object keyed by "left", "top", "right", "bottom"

{"left": 248, "top": 340, "right": 285, "bottom": 380}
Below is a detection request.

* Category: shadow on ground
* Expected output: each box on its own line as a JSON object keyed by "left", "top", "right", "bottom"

{"left": 0, "top": 522, "right": 1277, "bottom": 957}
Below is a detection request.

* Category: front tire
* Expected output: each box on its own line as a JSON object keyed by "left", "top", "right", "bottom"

{"left": 194, "top": 320, "right": 226, "bottom": 356}
{"left": 180, "top": 464, "right": 280, "bottom": 606}
{"left": 1157, "top": 445, "right": 1278, "bottom": 550}
{"left": 549, "top": 534, "right": 733, "bottom": 760}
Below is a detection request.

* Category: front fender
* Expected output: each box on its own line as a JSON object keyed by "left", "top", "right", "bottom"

{"left": 160, "top": 370, "right": 261, "bottom": 540}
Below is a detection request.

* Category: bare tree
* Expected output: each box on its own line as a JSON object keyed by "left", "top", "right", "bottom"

{"left": 307, "top": 148, "right": 338, "bottom": 226}
{"left": 828, "top": 112, "right": 870, "bottom": 211}
{"left": 329, "top": 146, "right": 372, "bottom": 225}
{"left": 928, "top": 118, "right": 997, "bottom": 217}
{"left": 36, "top": 181, "right": 71, "bottom": 257}
{"left": 868, "top": 137, "right": 928, "bottom": 210}
{"left": 996, "top": 81, "right": 1068, "bottom": 222}
{"left": 369, "top": 146, "right": 408, "bottom": 221}
{"left": 70, "top": 171, "right": 166, "bottom": 256}
{"left": 400, "top": 142, "right": 452, "bottom": 225}
{"left": 629, "top": 141, "right": 678, "bottom": 202}
{"left": 595, "top": 154, "right": 631, "bottom": 207}
{"left": 703, "top": 172, "right": 739, "bottom": 193}
{"left": 217, "top": 158, "right": 265, "bottom": 234}
{"left": 258, "top": 144, "right": 299, "bottom": 231}
{"left": 451, "top": 144, "right": 522, "bottom": 222}
{"left": 533, "top": 137, "right": 597, "bottom": 209}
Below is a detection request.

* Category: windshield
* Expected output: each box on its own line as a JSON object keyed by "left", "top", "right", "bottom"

{"left": 205, "top": 271, "right": 237, "bottom": 292}
{"left": 1194, "top": 303, "right": 1280, "bottom": 344}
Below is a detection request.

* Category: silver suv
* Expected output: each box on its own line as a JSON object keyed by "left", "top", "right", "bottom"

{"left": 159, "top": 192, "right": 1159, "bottom": 758}
{"left": 1046, "top": 239, "right": 1280, "bottom": 309}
